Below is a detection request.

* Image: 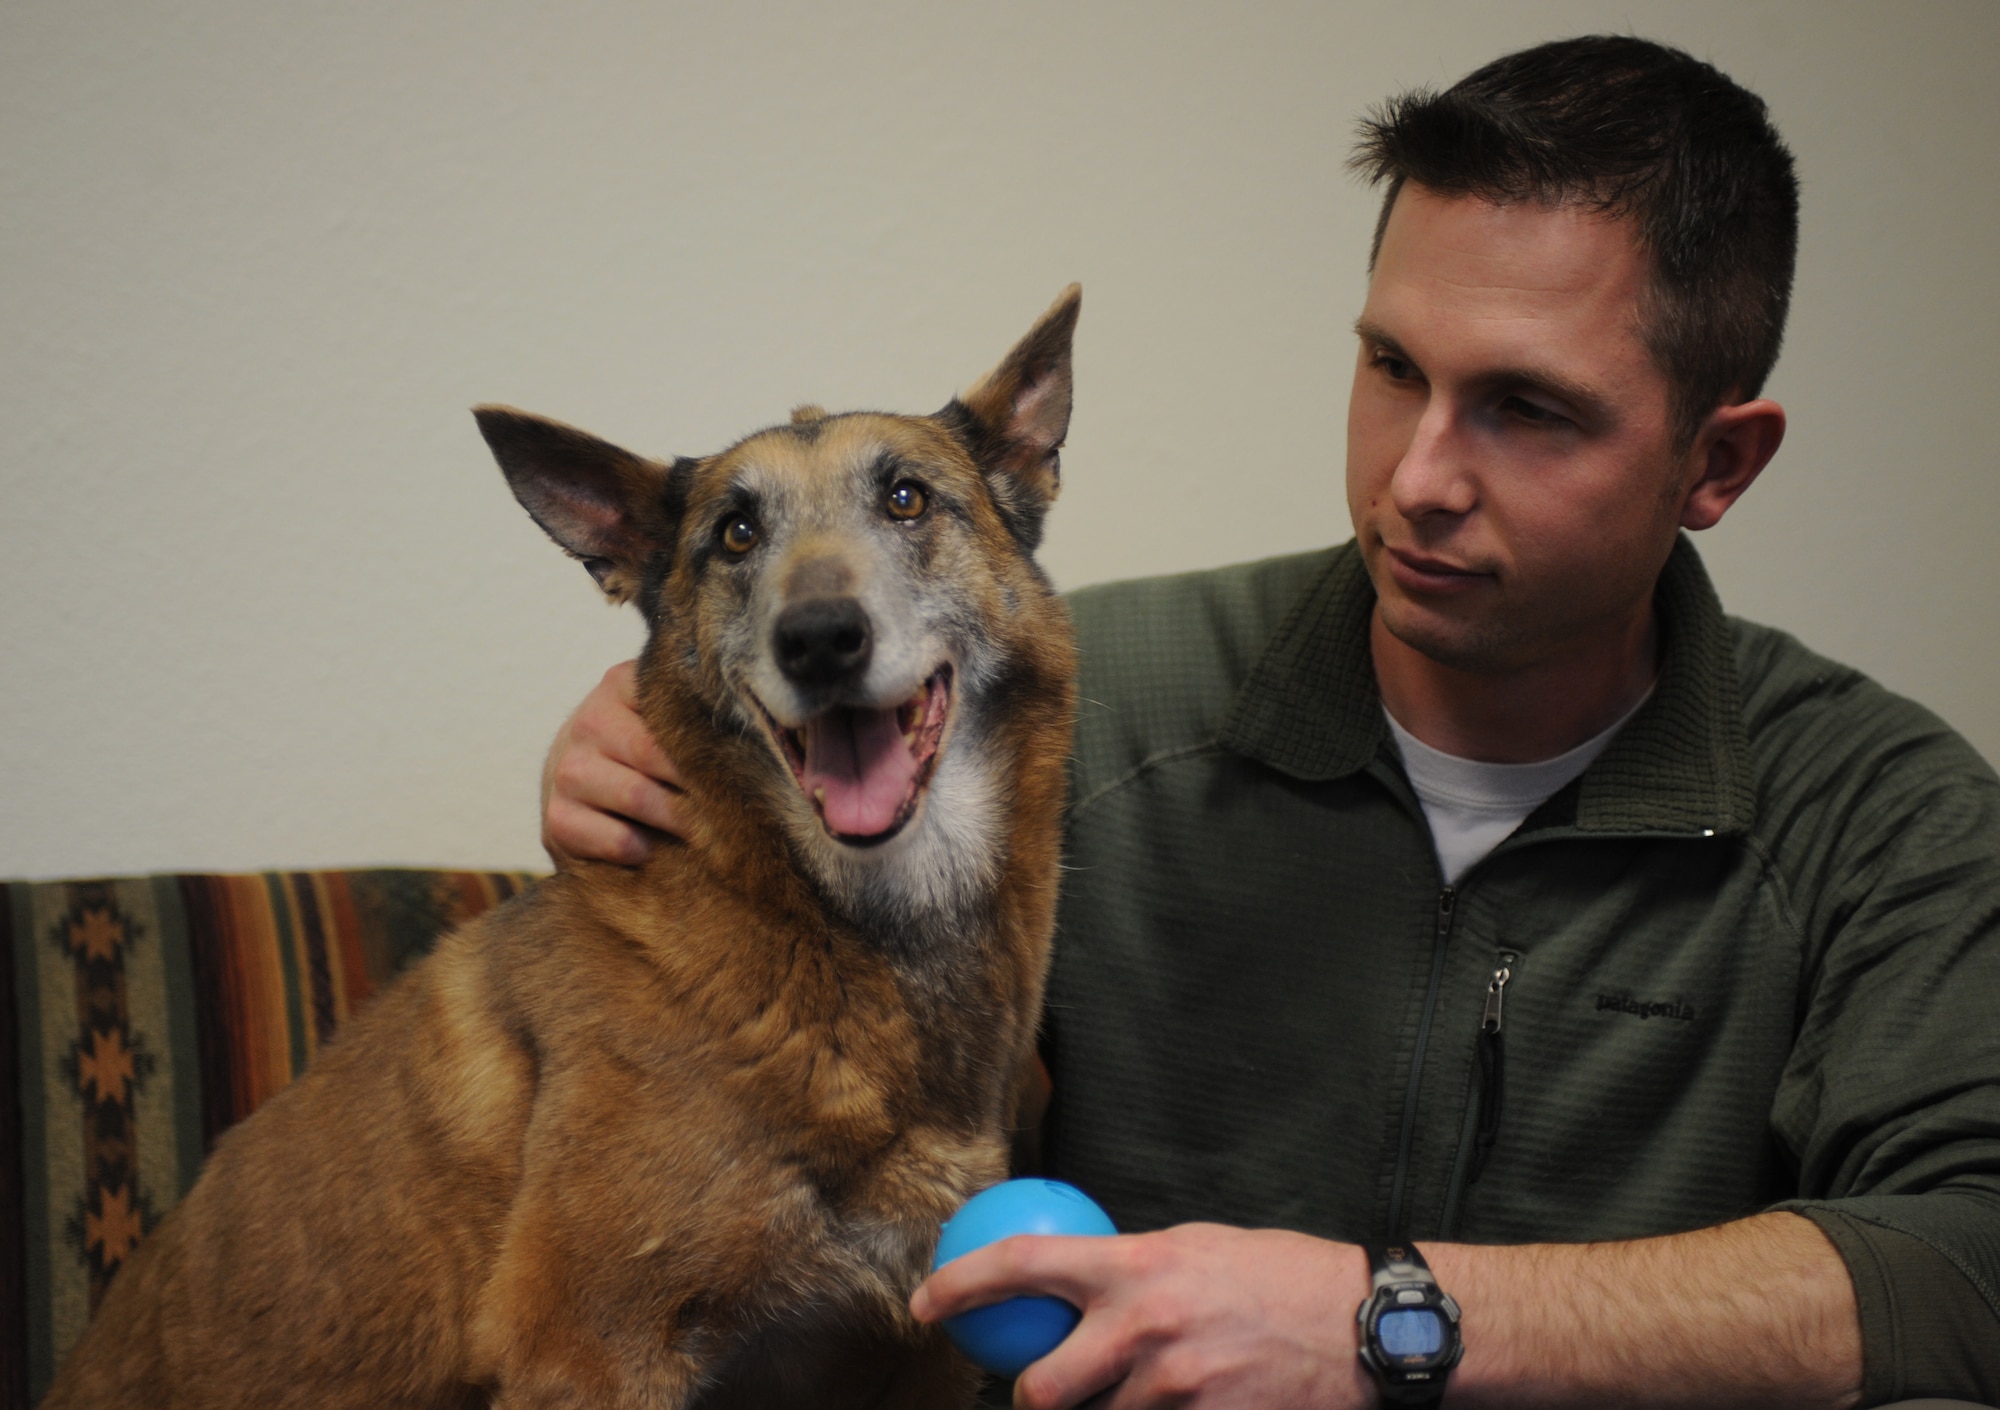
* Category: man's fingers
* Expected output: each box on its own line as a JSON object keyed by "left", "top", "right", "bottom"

{"left": 543, "top": 797, "right": 657, "bottom": 868}
{"left": 546, "top": 753, "right": 684, "bottom": 858}
{"left": 541, "top": 659, "right": 694, "bottom": 866}
{"left": 913, "top": 1235, "right": 1120, "bottom": 1322}
{"left": 552, "top": 748, "right": 683, "bottom": 834}
{"left": 908, "top": 1237, "right": 1134, "bottom": 1410}
{"left": 599, "top": 703, "right": 683, "bottom": 791}
{"left": 1012, "top": 1317, "right": 1133, "bottom": 1410}
{"left": 579, "top": 663, "right": 685, "bottom": 789}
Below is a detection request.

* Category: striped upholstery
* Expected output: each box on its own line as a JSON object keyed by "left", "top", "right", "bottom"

{"left": 0, "top": 869, "right": 538, "bottom": 1408}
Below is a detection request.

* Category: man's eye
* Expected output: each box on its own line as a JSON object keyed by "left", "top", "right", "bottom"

{"left": 1502, "top": 396, "right": 1570, "bottom": 427}
{"left": 720, "top": 516, "right": 759, "bottom": 553}
{"left": 1372, "top": 351, "right": 1418, "bottom": 382}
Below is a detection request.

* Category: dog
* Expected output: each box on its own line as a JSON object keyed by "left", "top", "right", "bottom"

{"left": 43, "top": 285, "right": 1082, "bottom": 1409}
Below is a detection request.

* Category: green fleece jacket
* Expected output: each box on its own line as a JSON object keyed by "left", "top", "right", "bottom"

{"left": 1039, "top": 538, "right": 2000, "bottom": 1405}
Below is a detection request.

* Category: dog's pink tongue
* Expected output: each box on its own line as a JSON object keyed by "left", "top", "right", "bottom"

{"left": 802, "top": 706, "right": 919, "bottom": 837}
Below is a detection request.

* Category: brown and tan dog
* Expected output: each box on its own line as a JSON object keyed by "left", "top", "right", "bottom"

{"left": 44, "top": 287, "right": 1082, "bottom": 1409}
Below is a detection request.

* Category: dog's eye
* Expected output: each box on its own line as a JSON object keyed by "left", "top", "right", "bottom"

{"left": 720, "top": 516, "right": 759, "bottom": 554}
{"left": 886, "top": 481, "right": 927, "bottom": 521}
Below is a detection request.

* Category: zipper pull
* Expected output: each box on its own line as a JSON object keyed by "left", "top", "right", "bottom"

{"left": 1482, "top": 965, "right": 1511, "bottom": 1034}
{"left": 1469, "top": 956, "right": 1516, "bottom": 1189}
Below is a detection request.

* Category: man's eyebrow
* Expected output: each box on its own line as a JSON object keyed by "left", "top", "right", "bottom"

{"left": 1353, "top": 319, "right": 1410, "bottom": 362}
{"left": 1353, "top": 318, "right": 1612, "bottom": 420}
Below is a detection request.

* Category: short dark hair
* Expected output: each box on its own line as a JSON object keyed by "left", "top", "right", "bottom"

{"left": 1350, "top": 36, "right": 1799, "bottom": 448}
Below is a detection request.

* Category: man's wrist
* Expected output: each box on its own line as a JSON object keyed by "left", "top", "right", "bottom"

{"left": 1357, "top": 1241, "right": 1463, "bottom": 1406}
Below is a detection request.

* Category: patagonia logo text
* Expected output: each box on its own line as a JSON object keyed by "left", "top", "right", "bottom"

{"left": 1595, "top": 994, "right": 1696, "bottom": 1022}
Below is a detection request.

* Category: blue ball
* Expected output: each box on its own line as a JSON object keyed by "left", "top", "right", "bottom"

{"left": 932, "top": 1179, "right": 1117, "bottom": 1376}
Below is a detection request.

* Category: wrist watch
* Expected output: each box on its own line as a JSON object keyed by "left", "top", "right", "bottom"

{"left": 1356, "top": 1242, "right": 1463, "bottom": 1406}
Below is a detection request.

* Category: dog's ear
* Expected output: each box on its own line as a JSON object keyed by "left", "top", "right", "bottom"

{"left": 473, "top": 405, "right": 674, "bottom": 605}
{"left": 948, "top": 283, "right": 1080, "bottom": 550}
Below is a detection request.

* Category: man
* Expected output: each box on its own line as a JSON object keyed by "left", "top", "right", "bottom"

{"left": 541, "top": 37, "right": 2000, "bottom": 1407}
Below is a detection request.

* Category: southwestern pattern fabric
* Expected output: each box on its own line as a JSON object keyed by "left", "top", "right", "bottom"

{"left": 0, "top": 868, "right": 538, "bottom": 1408}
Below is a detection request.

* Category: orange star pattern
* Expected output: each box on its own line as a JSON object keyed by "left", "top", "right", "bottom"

{"left": 86, "top": 1185, "right": 146, "bottom": 1268}
{"left": 77, "top": 1028, "right": 136, "bottom": 1106}
{"left": 65, "top": 908, "right": 126, "bottom": 964}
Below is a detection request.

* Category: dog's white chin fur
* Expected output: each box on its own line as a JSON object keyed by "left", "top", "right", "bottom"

{"left": 788, "top": 734, "right": 1001, "bottom": 935}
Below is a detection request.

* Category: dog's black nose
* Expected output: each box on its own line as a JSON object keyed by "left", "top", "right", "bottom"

{"left": 774, "top": 597, "right": 873, "bottom": 687}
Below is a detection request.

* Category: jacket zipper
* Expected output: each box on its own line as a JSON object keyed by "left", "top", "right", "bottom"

{"left": 1437, "top": 949, "right": 1519, "bottom": 1238}
{"left": 1468, "top": 958, "right": 1513, "bottom": 1185}
{"left": 1385, "top": 885, "right": 1458, "bottom": 1238}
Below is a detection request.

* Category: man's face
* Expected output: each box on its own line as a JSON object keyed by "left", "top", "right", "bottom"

{"left": 1347, "top": 184, "right": 1693, "bottom": 676}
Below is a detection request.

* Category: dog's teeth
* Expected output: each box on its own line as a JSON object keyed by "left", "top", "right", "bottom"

{"left": 813, "top": 787, "right": 826, "bottom": 805}
{"left": 903, "top": 732, "right": 917, "bottom": 749}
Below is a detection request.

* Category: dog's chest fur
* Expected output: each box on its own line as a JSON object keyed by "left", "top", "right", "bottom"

{"left": 447, "top": 862, "right": 1019, "bottom": 1395}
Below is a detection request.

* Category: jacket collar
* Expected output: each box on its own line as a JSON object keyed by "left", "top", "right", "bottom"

{"left": 1216, "top": 536, "right": 1756, "bottom": 836}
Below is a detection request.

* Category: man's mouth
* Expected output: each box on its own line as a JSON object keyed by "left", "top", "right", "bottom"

{"left": 1385, "top": 545, "right": 1493, "bottom": 592}
{"left": 757, "top": 668, "right": 953, "bottom": 846}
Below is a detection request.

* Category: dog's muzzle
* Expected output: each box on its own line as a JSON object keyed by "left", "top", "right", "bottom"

{"left": 753, "top": 592, "right": 958, "bottom": 844}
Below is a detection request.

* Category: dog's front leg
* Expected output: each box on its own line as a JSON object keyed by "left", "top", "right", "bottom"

{"left": 465, "top": 1053, "right": 726, "bottom": 1410}
{"left": 471, "top": 1190, "right": 715, "bottom": 1410}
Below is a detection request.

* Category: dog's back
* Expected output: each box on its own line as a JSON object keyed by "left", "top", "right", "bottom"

{"left": 43, "top": 287, "right": 1082, "bottom": 1409}
{"left": 46, "top": 912, "right": 510, "bottom": 1404}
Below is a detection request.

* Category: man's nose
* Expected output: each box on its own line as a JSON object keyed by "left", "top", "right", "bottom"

{"left": 1389, "top": 401, "right": 1478, "bottom": 520}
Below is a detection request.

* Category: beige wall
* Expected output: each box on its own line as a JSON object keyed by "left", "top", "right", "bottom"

{"left": 3, "top": 0, "right": 1996, "bottom": 878}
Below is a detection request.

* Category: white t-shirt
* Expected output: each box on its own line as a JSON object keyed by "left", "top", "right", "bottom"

{"left": 1385, "top": 691, "right": 1654, "bottom": 885}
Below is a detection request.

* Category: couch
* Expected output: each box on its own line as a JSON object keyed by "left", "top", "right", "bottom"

{"left": 0, "top": 868, "right": 538, "bottom": 1407}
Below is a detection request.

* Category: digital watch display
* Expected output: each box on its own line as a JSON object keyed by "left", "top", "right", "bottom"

{"left": 1357, "top": 1242, "right": 1463, "bottom": 1406}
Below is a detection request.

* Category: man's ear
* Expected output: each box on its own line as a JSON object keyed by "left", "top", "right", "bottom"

{"left": 1679, "top": 397, "right": 1786, "bottom": 531}
{"left": 473, "top": 405, "right": 674, "bottom": 605}
{"left": 947, "top": 284, "right": 1080, "bottom": 549}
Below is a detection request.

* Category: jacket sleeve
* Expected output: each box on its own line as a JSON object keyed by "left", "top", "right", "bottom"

{"left": 1763, "top": 678, "right": 2000, "bottom": 1406}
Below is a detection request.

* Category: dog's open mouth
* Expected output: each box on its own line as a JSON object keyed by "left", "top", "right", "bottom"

{"left": 760, "top": 668, "right": 952, "bottom": 846}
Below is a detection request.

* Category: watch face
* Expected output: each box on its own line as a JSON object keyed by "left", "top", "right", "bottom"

{"left": 1377, "top": 1308, "right": 1444, "bottom": 1360}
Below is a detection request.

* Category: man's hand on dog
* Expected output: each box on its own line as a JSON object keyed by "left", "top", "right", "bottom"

{"left": 542, "top": 661, "right": 687, "bottom": 866}
{"left": 910, "top": 1225, "right": 1376, "bottom": 1410}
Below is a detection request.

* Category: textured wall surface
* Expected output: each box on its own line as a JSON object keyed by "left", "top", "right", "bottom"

{"left": 4, "top": 1, "right": 1996, "bottom": 876}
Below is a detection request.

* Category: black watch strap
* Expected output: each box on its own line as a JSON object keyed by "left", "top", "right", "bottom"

{"left": 1363, "top": 1241, "right": 1435, "bottom": 1285}
{"left": 1357, "top": 1242, "right": 1462, "bottom": 1407}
